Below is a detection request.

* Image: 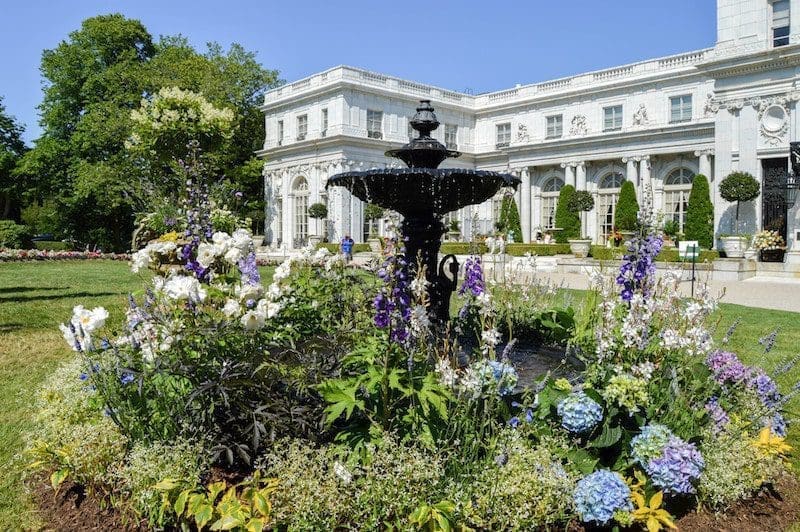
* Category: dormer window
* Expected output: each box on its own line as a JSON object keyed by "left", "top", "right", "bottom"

{"left": 773, "top": 0, "right": 790, "bottom": 47}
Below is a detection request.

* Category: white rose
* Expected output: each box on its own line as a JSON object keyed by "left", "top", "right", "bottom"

{"left": 131, "top": 249, "right": 151, "bottom": 273}
{"left": 212, "top": 231, "right": 232, "bottom": 249}
{"left": 224, "top": 246, "right": 244, "bottom": 265}
{"left": 235, "top": 282, "right": 263, "bottom": 302}
{"left": 223, "top": 298, "right": 242, "bottom": 318}
{"left": 241, "top": 310, "right": 266, "bottom": 330}
{"left": 231, "top": 228, "right": 252, "bottom": 252}
{"left": 196, "top": 243, "right": 218, "bottom": 268}
{"left": 163, "top": 275, "right": 207, "bottom": 303}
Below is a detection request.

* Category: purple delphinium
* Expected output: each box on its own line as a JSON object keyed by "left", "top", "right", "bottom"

{"left": 645, "top": 436, "right": 704, "bottom": 494}
{"left": 706, "top": 350, "right": 751, "bottom": 384}
{"left": 705, "top": 397, "right": 730, "bottom": 433}
{"left": 120, "top": 372, "right": 135, "bottom": 385}
{"left": 179, "top": 141, "right": 214, "bottom": 281}
{"left": 458, "top": 256, "right": 485, "bottom": 297}
{"left": 616, "top": 233, "right": 663, "bottom": 302}
{"left": 749, "top": 371, "right": 781, "bottom": 409}
{"left": 372, "top": 242, "right": 412, "bottom": 345}
{"left": 238, "top": 252, "right": 261, "bottom": 286}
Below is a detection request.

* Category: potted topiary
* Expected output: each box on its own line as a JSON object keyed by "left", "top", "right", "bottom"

{"left": 718, "top": 171, "right": 760, "bottom": 258}
{"left": 307, "top": 202, "right": 328, "bottom": 245}
{"left": 566, "top": 189, "right": 594, "bottom": 258}
{"left": 662, "top": 219, "right": 679, "bottom": 247}
{"left": 614, "top": 181, "right": 639, "bottom": 242}
{"left": 364, "top": 203, "right": 385, "bottom": 252}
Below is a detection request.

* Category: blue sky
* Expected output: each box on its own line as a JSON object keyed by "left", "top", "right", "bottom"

{"left": 1, "top": 0, "right": 717, "bottom": 143}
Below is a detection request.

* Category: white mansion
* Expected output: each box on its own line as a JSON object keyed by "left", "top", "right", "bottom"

{"left": 258, "top": 0, "right": 800, "bottom": 262}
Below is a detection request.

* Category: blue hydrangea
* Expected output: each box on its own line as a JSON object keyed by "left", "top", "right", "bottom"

{"left": 557, "top": 391, "right": 603, "bottom": 433}
{"left": 630, "top": 424, "right": 673, "bottom": 465}
{"left": 645, "top": 436, "right": 704, "bottom": 494}
{"left": 573, "top": 469, "right": 632, "bottom": 524}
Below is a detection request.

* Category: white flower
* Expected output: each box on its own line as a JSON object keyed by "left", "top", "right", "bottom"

{"left": 435, "top": 358, "right": 458, "bottom": 388}
{"left": 333, "top": 461, "right": 352, "bottom": 484}
{"left": 273, "top": 259, "right": 293, "bottom": 282}
{"left": 313, "top": 247, "right": 331, "bottom": 262}
{"left": 72, "top": 305, "right": 109, "bottom": 333}
{"left": 131, "top": 248, "right": 151, "bottom": 273}
{"left": 240, "top": 309, "right": 266, "bottom": 330}
{"left": 409, "top": 304, "right": 430, "bottom": 334}
{"left": 163, "top": 275, "right": 207, "bottom": 303}
{"left": 481, "top": 328, "right": 502, "bottom": 354}
{"left": 231, "top": 228, "right": 252, "bottom": 252}
{"left": 59, "top": 323, "right": 79, "bottom": 351}
{"left": 236, "top": 282, "right": 263, "bottom": 302}
{"left": 224, "top": 246, "right": 244, "bottom": 265}
{"left": 196, "top": 242, "right": 219, "bottom": 268}
{"left": 409, "top": 277, "right": 430, "bottom": 299}
{"left": 222, "top": 298, "right": 242, "bottom": 318}
{"left": 212, "top": 231, "right": 232, "bottom": 249}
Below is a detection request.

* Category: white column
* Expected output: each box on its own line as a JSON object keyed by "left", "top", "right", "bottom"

{"left": 282, "top": 170, "right": 291, "bottom": 250}
{"left": 696, "top": 150, "right": 712, "bottom": 178}
{"left": 714, "top": 108, "right": 734, "bottom": 240}
{"left": 575, "top": 162, "right": 586, "bottom": 190}
{"left": 532, "top": 168, "right": 542, "bottom": 241}
{"left": 520, "top": 167, "right": 532, "bottom": 243}
{"left": 623, "top": 157, "right": 638, "bottom": 186}
{"left": 639, "top": 156, "right": 652, "bottom": 207}
{"left": 561, "top": 162, "right": 576, "bottom": 187}
{"left": 739, "top": 105, "right": 760, "bottom": 233}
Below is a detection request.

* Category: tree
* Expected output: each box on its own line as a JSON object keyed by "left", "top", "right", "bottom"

{"left": 568, "top": 190, "right": 594, "bottom": 238}
{"left": 14, "top": 14, "right": 281, "bottom": 250}
{"left": 0, "top": 97, "right": 27, "bottom": 219}
{"left": 684, "top": 174, "right": 714, "bottom": 249}
{"left": 554, "top": 185, "right": 580, "bottom": 243}
{"left": 499, "top": 193, "right": 522, "bottom": 242}
{"left": 614, "top": 181, "right": 639, "bottom": 231}
{"left": 364, "top": 203, "right": 384, "bottom": 237}
{"left": 719, "top": 171, "right": 760, "bottom": 234}
{"left": 308, "top": 203, "right": 328, "bottom": 219}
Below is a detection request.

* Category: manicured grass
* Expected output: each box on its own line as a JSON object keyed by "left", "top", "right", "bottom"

{"left": 0, "top": 261, "right": 797, "bottom": 527}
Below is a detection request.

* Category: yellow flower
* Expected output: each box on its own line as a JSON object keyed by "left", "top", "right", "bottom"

{"left": 554, "top": 378, "right": 572, "bottom": 391}
{"left": 752, "top": 427, "right": 792, "bottom": 458}
{"left": 159, "top": 231, "right": 180, "bottom": 243}
{"left": 631, "top": 491, "right": 677, "bottom": 532}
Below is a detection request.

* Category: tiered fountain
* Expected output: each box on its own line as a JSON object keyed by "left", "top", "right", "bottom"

{"left": 327, "top": 100, "right": 520, "bottom": 323}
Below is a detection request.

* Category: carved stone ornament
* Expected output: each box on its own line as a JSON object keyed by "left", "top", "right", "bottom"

{"left": 570, "top": 114, "right": 588, "bottom": 136}
{"left": 516, "top": 123, "right": 530, "bottom": 142}
{"left": 632, "top": 104, "right": 649, "bottom": 126}
{"left": 750, "top": 96, "right": 794, "bottom": 145}
{"left": 703, "top": 93, "right": 719, "bottom": 117}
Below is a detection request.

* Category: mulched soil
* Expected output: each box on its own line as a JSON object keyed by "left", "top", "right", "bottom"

{"left": 29, "top": 472, "right": 800, "bottom": 531}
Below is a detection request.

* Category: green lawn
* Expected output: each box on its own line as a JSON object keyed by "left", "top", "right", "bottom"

{"left": 0, "top": 261, "right": 797, "bottom": 528}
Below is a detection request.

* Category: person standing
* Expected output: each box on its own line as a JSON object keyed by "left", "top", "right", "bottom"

{"left": 340, "top": 234, "right": 354, "bottom": 263}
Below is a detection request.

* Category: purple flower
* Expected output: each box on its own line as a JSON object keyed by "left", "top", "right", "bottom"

{"left": 748, "top": 371, "right": 781, "bottom": 409}
{"left": 706, "top": 351, "right": 750, "bottom": 384}
{"left": 705, "top": 397, "right": 730, "bottom": 433}
{"left": 238, "top": 252, "right": 261, "bottom": 286}
{"left": 616, "top": 233, "right": 663, "bottom": 302}
{"left": 79, "top": 373, "right": 89, "bottom": 381}
{"left": 458, "top": 256, "right": 485, "bottom": 297}
{"left": 645, "top": 436, "right": 704, "bottom": 494}
{"left": 120, "top": 372, "right": 135, "bottom": 385}
{"left": 372, "top": 240, "right": 412, "bottom": 344}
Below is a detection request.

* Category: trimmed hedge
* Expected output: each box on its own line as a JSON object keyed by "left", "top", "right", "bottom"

{"left": 554, "top": 185, "right": 580, "bottom": 243}
{"left": 685, "top": 174, "right": 714, "bottom": 249}
{"left": 589, "top": 245, "right": 719, "bottom": 263}
{"left": 32, "top": 241, "right": 72, "bottom": 251}
{"left": 318, "top": 243, "right": 371, "bottom": 253}
{"left": 614, "top": 181, "right": 639, "bottom": 231}
{"left": 437, "top": 243, "right": 572, "bottom": 256}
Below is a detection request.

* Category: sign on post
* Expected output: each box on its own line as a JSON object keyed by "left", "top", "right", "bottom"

{"left": 679, "top": 241, "right": 700, "bottom": 260}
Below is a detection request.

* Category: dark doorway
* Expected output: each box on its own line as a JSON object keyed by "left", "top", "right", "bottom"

{"left": 762, "top": 158, "right": 789, "bottom": 241}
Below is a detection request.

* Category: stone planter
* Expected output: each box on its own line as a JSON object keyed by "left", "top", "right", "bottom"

{"left": 367, "top": 237, "right": 382, "bottom": 253}
{"left": 308, "top": 234, "right": 323, "bottom": 246}
{"left": 759, "top": 249, "right": 786, "bottom": 263}
{"left": 446, "top": 230, "right": 461, "bottom": 242}
{"left": 720, "top": 236, "right": 749, "bottom": 259}
{"left": 568, "top": 239, "right": 592, "bottom": 258}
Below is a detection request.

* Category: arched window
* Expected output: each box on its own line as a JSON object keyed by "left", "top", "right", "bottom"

{"left": 540, "top": 176, "right": 564, "bottom": 230}
{"left": 664, "top": 167, "right": 695, "bottom": 233}
{"left": 292, "top": 176, "right": 309, "bottom": 247}
{"left": 597, "top": 171, "right": 625, "bottom": 243}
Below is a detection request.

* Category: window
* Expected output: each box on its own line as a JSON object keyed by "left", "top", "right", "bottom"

{"left": 277, "top": 120, "right": 284, "bottom": 145}
{"left": 664, "top": 167, "right": 695, "bottom": 233}
{"left": 541, "top": 177, "right": 564, "bottom": 229}
{"left": 496, "top": 123, "right": 511, "bottom": 148}
{"left": 296, "top": 114, "right": 308, "bottom": 141}
{"left": 321, "top": 108, "right": 328, "bottom": 137}
{"left": 367, "top": 110, "right": 383, "bottom": 139}
{"left": 292, "top": 177, "right": 309, "bottom": 247}
{"left": 603, "top": 106, "right": 623, "bottom": 131}
{"left": 670, "top": 95, "right": 692, "bottom": 123}
{"left": 546, "top": 115, "right": 563, "bottom": 139}
{"left": 597, "top": 172, "right": 625, "bottom": 242}
{"left": 773, "top": 0, "right": 790, "bottom": 47}
{"left": 491, "top": 194, "right": 505, "bottom": 225}
{"left": 445, "top": 124, "right": 458, "bottom": 149}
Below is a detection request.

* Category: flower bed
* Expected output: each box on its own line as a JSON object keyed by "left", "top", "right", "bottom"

{"left": 25, "top": 169, "right": 797, "bottom": 531}
{"left": 0, "top": 248, "right": 131, "bottom": 262}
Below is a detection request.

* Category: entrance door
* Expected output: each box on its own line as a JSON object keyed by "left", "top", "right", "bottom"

{"left": 762, "top": 158, "right": 789, "bottom": 241}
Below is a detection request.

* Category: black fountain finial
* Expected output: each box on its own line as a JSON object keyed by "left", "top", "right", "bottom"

{"left": 326, "top": 100, "right": 520, "bottom": 324}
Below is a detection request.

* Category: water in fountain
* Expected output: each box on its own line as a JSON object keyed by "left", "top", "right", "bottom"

{"left": 327, "top": 100, "right": 520, "bottom": 323}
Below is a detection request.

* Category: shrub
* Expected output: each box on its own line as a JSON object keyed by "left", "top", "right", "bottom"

{"left": 719, "top": 172, "right": 760, "bottom": 233}
{"left": 21, "top": 200, "right": 61, "bottom": 236}
{"left": 0, "top": 220, "right": 33, "bottom": 248}
{"left": 33, "top": 241, "right": 72, "bottom": 251}
{"left": 308, "top": 202, "right": 328, "bottom": 219}
{"left": 614, "top": 181, "right": 639, "bottom": 231}
{"left": 499, "top": 194, "right": 523, "bottom": 242}
{"left": 684, "top": 174, "right": 714, "bottom": 249}
{"left": 554, "top": 185, "right": 580, "bottom": 242}
{"left": 318, "top": 242, "right": 371, "bottom": 254}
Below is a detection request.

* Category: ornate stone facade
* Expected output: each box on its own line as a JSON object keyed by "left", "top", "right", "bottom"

{"left": 259, "top": 0, "right": 800, "bottom": 261}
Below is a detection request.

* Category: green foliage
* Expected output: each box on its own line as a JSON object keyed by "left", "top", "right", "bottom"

{"left": 589, "top": 246, "right": 719, "bottom": 262}
{"left": 0, "top": 96, "right": 27, "bottom": 219}
{"left": 493, "top": 281, "right": 576, "bottom": 346}
{"left": 499, "top": 194, "right": 523, "bottom": 242}
{"left": 408, "top": 500, "right": 456, "bottom": 531}
{"left": 21, "top": 199, "right": 61, "bottom": 237}
{"left": 32, "top": 241, "right": 72, "bottom": 251}
{"left": 554, "top": 185, "right": 580, "bottom": 242}
{"left": 117, "top": 440, "right": 207, "bottom": 527}
{"left": 568, "top": 190, "right": 595, "bottom": 213}
{"left": 308, "top": 202, "right": 328, "bottom": 219}
{"left": 685, "top": 174, "right": 715, "bottom": 247}
{"left": 661, "top": 219, "right": 680, "bottom": 239}
{"left": 614, "top": 181, "right": 639, "bottom": 231}
{"left": 363, "top": 203, "right": 384, "bottom": 221}
{"left": 155, "top": 471, "right": 278, "bottom": 531}
{"left": 317, "top": 242, "right": 371, "bottom": 254}
{"left": 0, "top": 220, "right": 33, "bottom": 248}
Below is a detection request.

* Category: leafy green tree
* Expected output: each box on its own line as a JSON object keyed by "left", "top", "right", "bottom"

{"left": 14, "top": 14, "right": 281, "bottom": 250}
{"left": 0, "top": 97, "right": 27, "bottom": 219}
{"left": 568, "top": 190, "right": 594, "bottom": 238}
{"left": 614, "top": 181, "right": 639, "bottom": 231}
{"left": 499, "top": 194, "right": 522, "bottom": 242}
{"left": 554, "top": 184, "right": 580, "bottom": 243}
{"left": 684, "top": 174, "right": 714, "bottom": 249}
